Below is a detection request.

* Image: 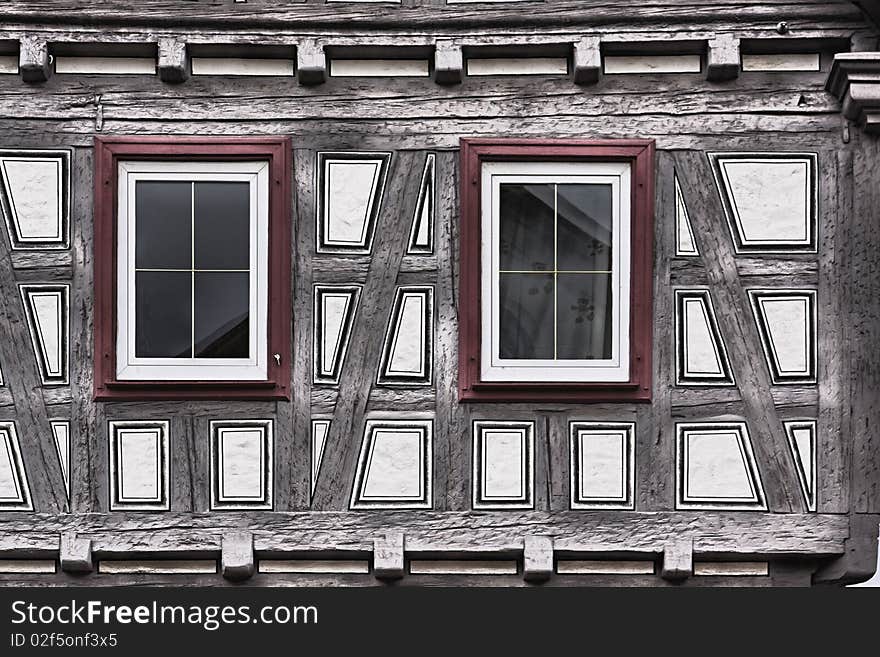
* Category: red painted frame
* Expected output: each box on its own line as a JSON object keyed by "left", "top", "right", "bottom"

{"left": 459, "top": 138, "right": 654, "bottom": 403}
{"left": 93, "top": 136, "right": 292, "bottom": 401}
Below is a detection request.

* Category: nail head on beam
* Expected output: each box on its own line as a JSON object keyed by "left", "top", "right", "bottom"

{"left": 158, "top": 38, "right": 188, "bottom": 84}
{"left": 19, "top": 36, "right": 51, "bottom": 83}
{"left": 707, "top": 34, "right": 741, "bottom": 82}
{"left": 374, "top": 532, "right": 405, "bottom": 580}
{"left": 573, "top": 36, "right": 601, "bottom": 85}
{"left": 661, "top": 538, "right": 693, "bottom": 581}
{"left": 298, "top": 40, "right": 326, "bottom": 86}
{"left": 434, "top": 39, "right": 463, "bottom": 85}
{"left": 60, "top": 532, "right": 93, "bottom": 573}
{"left": 523, "top": 535, "right": 554, "bottom": 582}
{"left": 221, "top": 531, "right": 254, "bottom": 582}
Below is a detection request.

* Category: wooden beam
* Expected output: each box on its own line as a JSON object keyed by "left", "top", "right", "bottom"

{"left": 434, "top": 39, "right": 462, "bottom": 85}
{"left": 0, "top": 511, "right": 848, "bottom": 558}
{"left": 297, "top": 39, "right": 326, "bottom": 86}
{"left": 706, "top": 34, "right": 740, "bottom": 81}
{"left": 157, "top": 37, "right": 188, "bottom": 83}
{"left": 374, "top": 533, "right": 405, "bottom": 580}
{"left": 221, "top": 531, "right": 254, "bottom": 581}
{"left": 19, "top": 35, "right": 50, "bottom": 83}
{"left": 573, "top": 36, "right": 601, "bottom": 85}
{"left": 523, "top": 535, "right": 553, "bottom": 582}
{"left": 60, "top": 532, "right": 92, "bottom": 573}
{"left": 661, "top": 538, "right": 693, "bottom": 580}
{"left": 673, "top": 151, "right": 808, "bottom": 513}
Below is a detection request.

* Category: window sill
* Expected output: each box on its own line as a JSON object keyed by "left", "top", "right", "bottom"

{"left": 460, "top": 381, "right": 651, "bottom": 403}
{"left": 95, "top": 380, "right": 288, "bottom": 402}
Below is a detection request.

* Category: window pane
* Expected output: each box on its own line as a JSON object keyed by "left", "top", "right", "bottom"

{"left": 135, "top": 271, "right": 192, "bottom": 358}
{"left": 135, "top": 181, "right": 192, "bottom": 269}
{"left": 556, "top": 273, "right": 613, "bottom": 360}
{"left": 556, "top": 184, "right": 613, "bottom": 272}
{"left": 194, "top": 272, "right": 249, "bottom": 358}
{"left": 194, "top": 182, "right": 250, "bottom": 270}
{"left": 499, "top": 273, "right": 554, "bottom": 359}
{"left": 499, "top": 184, "right": 554, "bottom": 271}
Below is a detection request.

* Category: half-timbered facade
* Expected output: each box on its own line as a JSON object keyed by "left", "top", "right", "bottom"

{"left": 0, "top": 0, "right": 878, "bottom": 586}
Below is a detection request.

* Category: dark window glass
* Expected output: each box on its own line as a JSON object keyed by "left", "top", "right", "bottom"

{"left": 194, "top": 272, "right": 249, "bottom": 358}
{"left": 556, "top": 273, "right": 613, "bottom": 359}
{"left": 194, "top": 182, "right": 250, "bottom": 270}
{"left": 556, "top": 184, "right": 613, "bottom": 272}
{"left": 499, "top": 184, "right": 554, "bottom": 271}
{"left": 499, "top": 273, "right": 554, "bottom": 359}
{"left": 497, "top": 182, "right": 614, "bottom": 361}
{"left": 135, "top": 271, "right": 191, "bottom": 358}
{"left": 135, "top": 181, "right": 191, "bottom": 269}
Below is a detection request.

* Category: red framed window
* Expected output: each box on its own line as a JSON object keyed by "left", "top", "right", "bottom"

{"left": 459, "top": 138, "right": 654, "bottom": 402}
{"left": 93, "top": 136, "right": 291, "bottom": 400}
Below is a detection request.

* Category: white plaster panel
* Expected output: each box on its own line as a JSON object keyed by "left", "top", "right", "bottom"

{"left": 191, "top": 57, "right": 294, "bottom": 76}
{"left": 1, "top": 158, "right": 61, "bottom": 240}
{"left": 684, "top": 298, "right": 722, "bottom": 375}
{"left": 329, "top": 59, "right": 429, "bottom": 77}
{"left": 321, "top": 294, "right": 351, "bottom": 375}
{"left": 218, "top": 428, "right": 265, "bottom": 500}
{"left": 741, "top": 53, "right": 820, "bottom": 72}
{"left": 720, "top": 159, "right": 809, "bottom": 243}
{"left": 466, "top": 58, "right": 568, "bottom": 76}
{"left": 675, "top": 175, "right": 698, "bottom": 255}
{"left": 0, "top": 55, "right": 17, "bottom": 74}
{"left": 54, "top": 56, "right": 156, "bottom": 75}
{"left": 0, "top": 560, "right": 56, "bottom": 574}
{"left": 603, "top": 55, "right": 701, "bottom": 74}
{"left": 362, "top": 429, "right": 423, "bottom": 499}
{"left": 482, "top": 430, "right": 524, "bottom": 499}
{"left": 409, "top": 561, "right": 517, "bottom": 575}
{"left": 51, "top": 420, "right": 70, "bottom": 499}
{"left": 311, "top": 419, "right": 330, "bottom": 497}
{"left": 684, "top": 431, "right": 754, "bottom": 500}
{"left": 577, "top": 431, "right": 626, "bottom": 500}
{"left": 556, "top": 561, "right": 655, "bottom": 575}
{"left": 760, "top": 297, "right": 809, "bottom": 374}
{"left": 259, "top": 560, "right": 370, "bottom": 574}
{"left": 117, "top": 429, "right": 162, "bottom": 502}
{"left": 386, "top": 293, "right": 425, "bottom": 375}
{"left": 31, "top": 292, "right": 62, "bottom": 376}
{"left": 0, "top": 429, "right": 21, "bottom": 501}
{"left": 325, "top": 160, "right": 380, "bottom": 245}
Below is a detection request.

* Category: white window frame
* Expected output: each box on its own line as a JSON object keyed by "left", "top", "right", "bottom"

{"left": 480, "top": 161, "right": 631, "bottom": 383}
{"left": 116, "top": 160, "right": 269, "bottom": 381}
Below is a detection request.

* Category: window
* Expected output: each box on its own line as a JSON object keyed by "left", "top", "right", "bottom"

{"left": 459, "top": 139, "right": 654, "bottom": 402}
{"left": 94, "top": 137, "right": 291, "bottom": 400}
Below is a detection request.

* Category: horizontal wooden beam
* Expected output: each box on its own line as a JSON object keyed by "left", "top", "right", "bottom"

{"left": 0, "top": 1, "right": 865, "bottom": 32}
{"left": 0, "top": 511, "right": 850, "bottom": 559}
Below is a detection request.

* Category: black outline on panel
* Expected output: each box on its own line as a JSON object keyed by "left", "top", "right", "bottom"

{"left": 783, "top": 419, "right": 817, "bottom": 512}
{"left": 313, "top": 284, "right": 362, "bottom": 386}
{"left": 674, "top": 173, "right": 699, "bottom": 257}
{"left": 377, "top": 285, "right": 434, "bottom": 386}
{"left": 569, "top": 421, "right": 635, "bottom": 510}
{"left": 350, "top": 419, "right": 433, "bottom": 510}
{"left": 0, "top": 422, "right": 33, "bottom": 511}
{"left": 471, "top": 420, "right": 535, "bottom": 510}
{"left": 708, "top": 152, "right": 818, "bottom": 254}
{"left": 674, "top": 289, "right": 735, "bottom": 387}
{"left": 407, "top": 153, "right": 435, "bottom": 255}
{"left": 108, "top": 420, "right": 170, "bottom": 511}
{"left": 310, "top": 418, "right": 331, "bottom": 502}
{"left": 209, "top": 419, "right": 274, "bottom": 511}
{"left": 747, "top": 289, "right": 817, "bottom": 385}
{"left": 675, "top": 422, "right": 767, "bottom": 511}
{"left": 50, "top": 419, "right": 71, "bottom": 502}
{"left": 315, "top": 151, "right": 392, "bottom": 254}
{"left": 0, "top": 149, "right": 71, "bottom": 250}
{"left": 19, "top": 283, "right": 69, "bottom": 386}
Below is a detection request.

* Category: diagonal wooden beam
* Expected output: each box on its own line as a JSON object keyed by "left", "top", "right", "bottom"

{"left": 0, "top": 211, "right": 67, "bottom": 514}
{"left": 310, "top": 150, "right": 423, "bottom": 510}
{"left": 673, "top": 150, "right": 806, "bottom": 513}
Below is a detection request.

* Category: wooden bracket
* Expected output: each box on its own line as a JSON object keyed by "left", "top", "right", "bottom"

{"left": 374, "top": 532, "right": 405, "bottom": 580}
{"left": 434, "top": 39, "right": 463, "bottom": 85}
{"left": 826, "top": 52, "right": 880, "bottom": 133}
{"left": 573, "top": 36, "right": 601, "bottom": 85}
{"left": 158, "top": 38, "right": 188, "bottom": 84}
{"left": 707, "top": 34, "right": 740, "bottom": 82}
{"left": 221, "top": 531, "right": 255, "bottom": 582}
{"left": 19, "top": 36, "right": 51, "bottom": 83}
{"left": 523, "top": 535, "right": 554, "bottom": 582}
{"left": 813, "top": 515, "right": 879, "bottom": 585}
{"left": 661, "top": 538, "right": 693, "bottom": 580}
{"left": 297, "top": 39, "right": 326, "bottom": 86}
{"left": 60, "top": 532, "right": 93, "bottom": 573}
